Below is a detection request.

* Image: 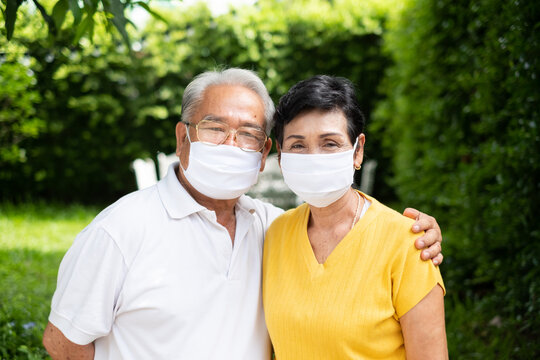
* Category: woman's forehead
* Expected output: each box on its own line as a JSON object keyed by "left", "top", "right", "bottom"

{"left": 286, "top": 109, "right": 348, "bottom": 135}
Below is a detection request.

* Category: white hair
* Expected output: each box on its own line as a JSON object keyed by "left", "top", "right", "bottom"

{"left": 181, "top": 68, "right": 275, "bottom": 135}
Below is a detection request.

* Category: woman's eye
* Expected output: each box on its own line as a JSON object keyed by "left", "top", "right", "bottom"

{"left": 324, "top": 142, "right": 339, "bottom": 148}
{"left": 289, "top": 143, "right": 304, "bottom": 149}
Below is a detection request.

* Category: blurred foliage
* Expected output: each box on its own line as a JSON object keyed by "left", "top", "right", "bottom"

{"left": 0, "top": 62, "right": 44, "bottom": 165}
{"left": 1, "top": 0, "right": 165, "bottom": 47}
{"left": 0, "top": 0, "right": 392, "bottom": 202}
{"left": 373, "top": 0, "right": 540, "bottom": 357}
{"left": 1, "top": 6, "right": 156, "bottom": 202}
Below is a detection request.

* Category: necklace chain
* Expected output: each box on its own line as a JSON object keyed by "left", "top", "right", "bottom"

{"left": 351, "top": 191, "right": 362, "bottom": 231}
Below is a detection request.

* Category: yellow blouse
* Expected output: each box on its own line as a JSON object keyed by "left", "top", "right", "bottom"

{"left": 263, "top": 192, "right": 444, "bottom": 359}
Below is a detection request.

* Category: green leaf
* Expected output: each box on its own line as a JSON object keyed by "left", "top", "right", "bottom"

{"left": 132, "top": 1, "right": 168, "bottom": 24}
{"left": 31, "top": 0, "right": 57, "bottom": 35}
{"left": 73, "top": 11, "right": 95, "bottom": 43}
{"left": 103, "top": 0, "right": 131, "bottom": 48}
{"left": 68, "top": 0, "right": 83, "bottom": 25}
{"left": 52, "top": 0, "right": 69, "bottom": 29}
{"left": 5, "top": 0, "right": 23, "bottom": 40}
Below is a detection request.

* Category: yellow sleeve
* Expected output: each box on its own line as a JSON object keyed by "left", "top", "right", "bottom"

{"left": 391, "top": 231, "right": 445, "bottom": 319}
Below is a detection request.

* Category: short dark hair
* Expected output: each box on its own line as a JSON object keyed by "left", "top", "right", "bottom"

{"left": 273, "top": 75, "right": 365, "bottom": 146}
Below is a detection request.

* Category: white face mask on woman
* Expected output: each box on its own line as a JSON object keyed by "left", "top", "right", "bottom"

{"left": 280, "top": 140, "right": 358, "bottom": 207}
{"left": 181, "top": 132, "right": 262, "bottom": 200}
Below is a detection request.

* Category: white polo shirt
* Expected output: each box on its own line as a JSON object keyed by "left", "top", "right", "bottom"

{"left": 49, "top": 163, "right": 283, "bottom": 359}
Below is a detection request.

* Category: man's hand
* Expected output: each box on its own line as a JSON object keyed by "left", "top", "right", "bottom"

{"left": 403, "top": 208, "right": 443, "bottom": 265}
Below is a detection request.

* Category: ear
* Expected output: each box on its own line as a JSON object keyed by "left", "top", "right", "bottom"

{"left": 353, "top": 133, "right": 366, "bottom": 169}
{"left": 259, "top": 137, "right": 273, "bottom": 172}
{"left": 175, "top": 122, "right": 187, "bottom": 156}
{"left": 176, "top": 122, "right": 190, "bottom": 170}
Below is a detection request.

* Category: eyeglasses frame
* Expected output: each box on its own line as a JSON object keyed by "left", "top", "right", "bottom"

{"left": 181, "top": 119, "right": 268, "bottom": 152}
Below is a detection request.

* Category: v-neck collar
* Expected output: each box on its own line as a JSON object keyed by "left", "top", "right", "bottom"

{"left": 299, "top": 191, "right": 378, "bottom": 278}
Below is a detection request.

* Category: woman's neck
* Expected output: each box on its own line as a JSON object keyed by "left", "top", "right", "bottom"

{"left": 308, "top": 188, "right": 363, "bottom": 230}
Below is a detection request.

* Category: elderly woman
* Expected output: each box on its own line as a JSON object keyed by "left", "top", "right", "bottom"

{"left": 263, "top": 75, "right": 447, "bottom": 359}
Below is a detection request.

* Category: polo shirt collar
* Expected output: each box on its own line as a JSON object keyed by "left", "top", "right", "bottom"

{"left": 157, "top": 162, "right": 206, "bottom": 219}
{"left": 235, "top": 195, "right": 257, "bottom": 216}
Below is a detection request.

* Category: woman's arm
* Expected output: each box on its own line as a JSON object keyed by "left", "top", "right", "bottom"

{"left": 399, "top": 285, "right": 448, "bottom": 360}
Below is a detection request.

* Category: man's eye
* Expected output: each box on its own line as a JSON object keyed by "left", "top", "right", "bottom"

{"left": 205, "top": 127, "right": 226, "bottom": 132}
{"left": 238, "top": 131, "right": 258, "bottom": 139}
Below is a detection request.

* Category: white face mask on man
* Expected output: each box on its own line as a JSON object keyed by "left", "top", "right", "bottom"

{"left": 181, "top": 130, "right": 262, "bottom": 200}
{"left": 280, "top": 140, "right": 358, "bottom": 208}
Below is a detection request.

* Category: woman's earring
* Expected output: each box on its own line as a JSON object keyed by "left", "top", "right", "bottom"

{"left": 354, "top": 164, "right": 362, "bottom": 171}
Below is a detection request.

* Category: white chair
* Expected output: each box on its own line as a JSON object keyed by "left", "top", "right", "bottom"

{"left": 132, "top": 153, "right": 178, "bottom": 190}
{"left": 131, "top": 158, "right": 158, "bottom": 189}
{"left": 157, "top": 152, "right": 179, "bottom": 179}
{"left": 247, "top": 154, "right": 301, "bottom": 209}
{"left": 359, "top": 159, "right": 377, "bottom": 195}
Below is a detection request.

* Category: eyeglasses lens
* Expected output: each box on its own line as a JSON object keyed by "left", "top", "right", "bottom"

{"left": 197, "top": 120, "right": 266, "bottom": 151}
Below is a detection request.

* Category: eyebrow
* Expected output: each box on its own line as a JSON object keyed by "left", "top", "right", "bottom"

{"left": 202, "top": 114, "right": 224, "bottom": 123}
{"left": 285, "top": 134, "right": 305, "bottom": 141}
{"left": 319, "top": 132, "right": 345, "bottom": 139}
{"left": 284, "top": 133, "right": 345, "bottom": 141}
{"left": 203, "top": 115, "right": 265, "bottom": 131}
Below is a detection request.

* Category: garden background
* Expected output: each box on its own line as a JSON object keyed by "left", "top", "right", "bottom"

{"left": 1, "top": 0, "right": 539, "bottom": 358}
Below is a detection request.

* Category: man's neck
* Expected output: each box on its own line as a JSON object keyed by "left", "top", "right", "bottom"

{"left": 176, "top": 168, "right": 238, "bottom": 242}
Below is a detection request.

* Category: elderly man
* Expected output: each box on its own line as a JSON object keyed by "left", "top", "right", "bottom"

{"left": 43, "top": 68, "right": 443, "bottom": 359}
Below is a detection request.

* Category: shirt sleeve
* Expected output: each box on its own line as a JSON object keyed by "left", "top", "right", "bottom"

{"left": 247, "top": 196, "right": 284, "bottom": 233}
{"left": 264, "top": 204, "right": 285, "bottom": 231}
{"left": 49, "top": 225, "right": 128, "bottom": 345}
{"left": 391, "top": 231, "right": 445, "bottom": 319}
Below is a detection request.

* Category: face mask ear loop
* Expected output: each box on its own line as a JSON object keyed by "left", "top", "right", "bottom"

{"left": 181, "top": 124, "right": 192, "bottom": 173}
{"left": 352, "top": 138, "right": 359, "bottom": 158}
{"left": 185, "top": 123, "right": 193, "bottom": 144}
{"left": 353, "top": 138, "right": 360, "bottom": 170}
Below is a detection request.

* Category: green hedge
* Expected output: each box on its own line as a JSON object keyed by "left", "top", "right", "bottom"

{"left": 0, "top": 0, "right": 392, "bottom": 203}
{"left": 0, "top": 62, "right": 43, "bottom": 166}
{"left": 374, "top": 0, "right": 539, "bottom": 357}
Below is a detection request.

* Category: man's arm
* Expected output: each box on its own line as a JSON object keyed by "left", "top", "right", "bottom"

{"left": 43, "top": 322, "right": 95, "bottom": 360}
{"left": 43, "top": 225, "right": 127, "bottom": 358}
{"left": 403, "top": 208, "right": 443, "bottom": 265}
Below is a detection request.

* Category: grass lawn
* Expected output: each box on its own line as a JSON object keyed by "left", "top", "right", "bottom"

{"left": 0, "top": 201, "right": 519, "bottom": 358}
{"left": 0, "top": 203, "right": 99, "bottom": 359}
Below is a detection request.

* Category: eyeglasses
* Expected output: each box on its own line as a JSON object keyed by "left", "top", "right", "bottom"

{"left": 181, "top": 119, "right": 267, "bottom": 152}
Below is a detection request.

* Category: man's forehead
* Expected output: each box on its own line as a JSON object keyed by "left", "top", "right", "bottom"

{"left": 195, "top": 85, "right": 266, "bottom": 126}
{"left": 202, "top": 84, "right": 263, "bottom": 106}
